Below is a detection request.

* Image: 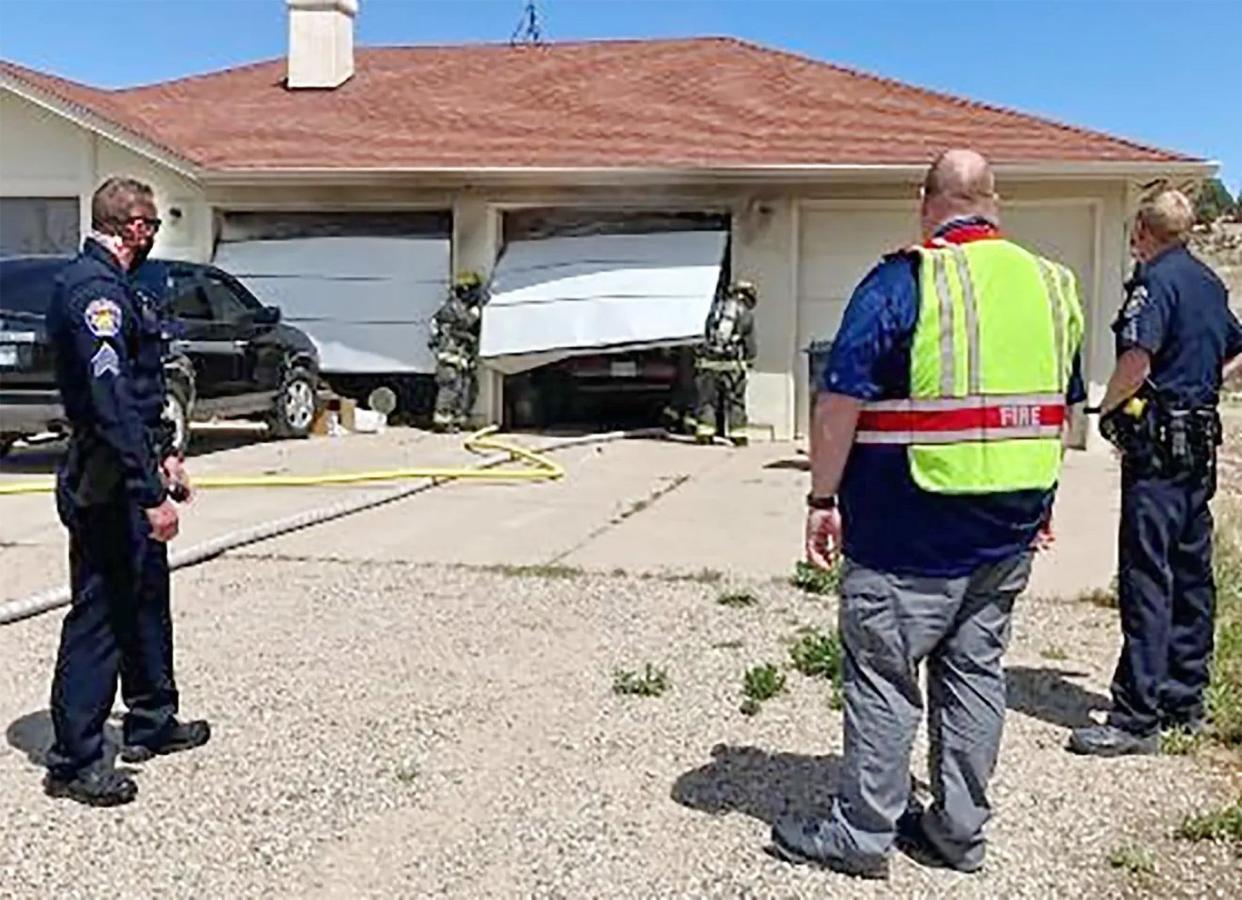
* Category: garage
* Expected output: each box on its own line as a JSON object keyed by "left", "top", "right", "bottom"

{"left": 794, "top": 200, "right": 1098, "bottom": 438}
{"left": 211, "top": 210, "right": 452, "bottom": 418}
{"left": 482, "top": 209, "right": 730, "bottom": 430}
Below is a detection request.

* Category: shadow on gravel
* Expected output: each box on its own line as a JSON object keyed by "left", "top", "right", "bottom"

{"left": 1005, "top": 666, "right": 1110, "bottom": 729}
{"left": 762, "top": 458, "right": 810, "bottom": 472}
{"left": 6, "top": 709, "right": 125, "bottom": 770}
{"left": 671, "top": 743, "right": 843, "bottom": 825}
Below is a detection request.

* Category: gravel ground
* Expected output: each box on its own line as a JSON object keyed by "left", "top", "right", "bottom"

{"left": 1, "top": 553, "right": 1238, "bottom": 899}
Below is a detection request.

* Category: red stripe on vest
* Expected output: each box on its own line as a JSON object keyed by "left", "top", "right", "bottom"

{"left": 858, "top": 403, "right": 1066, "bottom": 433}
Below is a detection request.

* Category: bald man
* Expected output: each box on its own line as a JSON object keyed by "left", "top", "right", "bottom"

{"left": 1069, "top": 190, "right": 1242, "bottom": 757}
{"left": 776, "top": 150, "right": 1086, "bottom": 878}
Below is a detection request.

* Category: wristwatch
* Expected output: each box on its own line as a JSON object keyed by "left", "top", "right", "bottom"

{"left": 806, "top": 493, "right": 837, "bottom": 511}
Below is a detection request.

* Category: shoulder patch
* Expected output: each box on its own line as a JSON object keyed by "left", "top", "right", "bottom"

{"left": 90, "top": 343, "right": 120, "bottom": 378}
{"left": 1122, "top": 283, "right": 1149, "bottom": 320}
{"left": 84, "top": 298, "right": 122, "bottom": 337}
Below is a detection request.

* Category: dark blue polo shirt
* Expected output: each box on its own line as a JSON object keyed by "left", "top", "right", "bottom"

{"left": 1113, "top": 245, "right": 1242, "bottom": 407}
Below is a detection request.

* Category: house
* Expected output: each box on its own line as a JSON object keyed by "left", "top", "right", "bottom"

{"left": 0, "top": 0, "right": 1214, "bottom": 444}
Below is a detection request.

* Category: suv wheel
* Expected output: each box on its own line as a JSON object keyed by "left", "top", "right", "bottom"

{"left": 0, "top": 436, "right": 15, "bottom": 460}
{"left": 269, "top": 368, "right": 317, "bottom": 439}
{"left": 164, "top": 381, "right": 191, "bottom": 457}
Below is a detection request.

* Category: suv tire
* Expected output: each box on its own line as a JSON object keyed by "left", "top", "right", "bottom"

{"left": 269, "top": 367, "right": 317, "bottom": 439}
{"left": 164, "top": 380, "right": 192, "bottom": 457}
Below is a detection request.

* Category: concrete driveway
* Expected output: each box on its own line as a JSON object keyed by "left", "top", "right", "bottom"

{"left": 0, "top": 425, "right": 1118, "bottom": 606}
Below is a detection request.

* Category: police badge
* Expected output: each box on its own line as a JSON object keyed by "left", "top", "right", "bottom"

{"left": 84, "top": 298, "right": 122, "bottom": 337}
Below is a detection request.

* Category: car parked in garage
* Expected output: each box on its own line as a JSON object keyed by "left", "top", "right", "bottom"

{"left": 0, "top": 255, "right": 321, "bottom": 457}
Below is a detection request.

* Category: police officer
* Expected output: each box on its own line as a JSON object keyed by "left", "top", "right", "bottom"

{"left": 693, "top": 280, "right": 758, "bottom": 446}
{"left": 430, "top": 271, "right": 485, "bottom": 433}
{"left": 1070, "top": 189, "right": 1242, "bottom": 756}
{"left": 44, "top": 177, "right": 209, "bottom": 807}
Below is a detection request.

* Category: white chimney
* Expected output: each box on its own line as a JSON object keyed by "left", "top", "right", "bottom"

{"left": 286, "top": 0, "right": 357, "bottom": 90}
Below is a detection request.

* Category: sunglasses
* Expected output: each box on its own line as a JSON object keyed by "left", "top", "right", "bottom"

{"left": 125, "top": 215, "right": 162, "bottom": 233}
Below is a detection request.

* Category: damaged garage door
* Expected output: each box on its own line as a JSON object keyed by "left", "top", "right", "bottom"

{"left": 213, "top": 212, "right": 450, "bottom": 374}
{"left": 480, "top": 211, "right": 729, "bottom": 375}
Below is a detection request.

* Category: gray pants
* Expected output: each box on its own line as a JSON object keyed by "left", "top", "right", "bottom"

{"left": 826, "top": 551, "right": 1032, "bottom": 867}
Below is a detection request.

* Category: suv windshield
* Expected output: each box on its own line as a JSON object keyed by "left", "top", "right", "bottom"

{"left": 0, "top": 257, "right": 71, "bottom": 315}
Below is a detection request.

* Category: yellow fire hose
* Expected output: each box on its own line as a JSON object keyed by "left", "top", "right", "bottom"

{"left": 0, "top": 426, "right": 564, "bottom": 496}
{"left": 0, "top": 427, "right": 665, "bottom": 627}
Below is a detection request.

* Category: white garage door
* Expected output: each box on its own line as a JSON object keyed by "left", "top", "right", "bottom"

{"left": 795, "top": 202, "right": 1095, "bottom": 436}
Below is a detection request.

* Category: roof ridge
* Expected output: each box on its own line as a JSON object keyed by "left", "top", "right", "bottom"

{"left": 718, "top": 36, "right": 1196, "bottom": 162}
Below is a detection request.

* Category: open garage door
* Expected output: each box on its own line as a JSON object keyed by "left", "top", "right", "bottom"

{"left": 213, "top": 211, "right": 451, "bottom": 375}
{"left": 795, "top": 202, "right": 1095, "bottom": 438}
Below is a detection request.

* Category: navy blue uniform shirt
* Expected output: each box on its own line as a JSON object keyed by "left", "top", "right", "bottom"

{"left": 821, "top": 219, "right": 1086, "bottom": 578}
{"left": 1113, "top": 244, "right": 1241, "bottom": 407}
{"left": 46, "top": 239, "right": 168, "bottom": 508}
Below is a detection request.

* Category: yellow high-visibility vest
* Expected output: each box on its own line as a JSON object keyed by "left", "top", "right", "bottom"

{"left": 855, "top": 238, "right": 1084, "bottom": 493}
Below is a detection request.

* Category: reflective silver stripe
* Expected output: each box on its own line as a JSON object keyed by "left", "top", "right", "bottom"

{"left": 950, "top": 246, "right": 981, "bottom": 394}
{"left": 1037, "top": 259, "right": 1067, "bottom": 387}
{"left": 862, "top": 393, "right": 1065, "bottom": 413}
{"left": 856, "top": 424, "right": 1065, "bottom": 445}
{"left": 932, "top": 251, "right": 955, "bottom": 395}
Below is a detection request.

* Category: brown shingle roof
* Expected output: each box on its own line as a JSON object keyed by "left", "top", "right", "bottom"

{"left": 1, "top": 37, "right": 1195, "bottom": 171}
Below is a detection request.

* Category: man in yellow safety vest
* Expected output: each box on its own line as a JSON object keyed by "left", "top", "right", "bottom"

{"left": 771, "top": 150, "right": 1085, "bottom": 880}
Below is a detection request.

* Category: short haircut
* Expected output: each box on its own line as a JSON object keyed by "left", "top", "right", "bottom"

{"left": 91, "top": 176, "right": 155, "bottom": 234}
{"left": 1136, "top": 189, "right": 1194, "bottom": 244}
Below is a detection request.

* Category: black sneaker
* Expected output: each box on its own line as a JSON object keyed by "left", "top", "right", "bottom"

{"left": 44, "top": 766, "right": 138, "bottom": 807}
{"left": 1066, "top": 723, "right": 1158, "bottom": 757}
{"left": 895, "top": 809, "right": 983, "bottom": 874}
{"left": 770, "top": 815, "right": 890, "bottom": 880}
{"left": 121, "top": 719, "right": 211, "bottom": 764}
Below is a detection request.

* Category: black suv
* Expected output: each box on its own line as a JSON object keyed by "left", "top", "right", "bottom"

{"left": 0, "top": 256, "right": 321, "bottom": 456}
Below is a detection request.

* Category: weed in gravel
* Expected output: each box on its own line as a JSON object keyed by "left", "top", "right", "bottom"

{"left": 788, "top": 627, "right": 846, "bottom": 709}
{"left": 741, "top": 663, "right": 786, "bottom": 715}
{"left": 1159, "top": 726, "right": 1202, "bottom": 756}
{"left": 717, "top": 590, "right": 758, "bottom": 608}
{"left": 1041, "top": 645, "right": 1069, "bottom": 661}
{"left": 1108, "top": 845, "right": 1157, "bottom": 876}
{"left": 613, "top": 664, "right": 670, "bottom": 698}
{"left": 711, "top": 639, "right": 744, "bottom": 650}
{"left": 1078, "top": 580, "right": 1119, "bottom": 609}
{"left": 791, "top": 559, "right": 842, "bottom": 596}
{"left": 662, "top": 568, "right": 724, "bottom": 585}
{"left": 394, "top": 761, "right": 419, "bottom": 785}
{"left": 1176, "top": 797, "right": 1242, "bottom": 844}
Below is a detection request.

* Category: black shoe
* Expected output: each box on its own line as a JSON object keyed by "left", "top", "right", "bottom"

{"left": 770, "top": 815, "right": 890, "bottom": 880}
{"left": 122, "top": 719, "right": 211, "bottom": 764}
{"left": 895, "top": 809, "right": 983, "bottom": 873}
{"left": 44, "top": 766, "right": 137, "bottom": 807}
{"left": 1066, "top": 723, "right": 1158, "bottom": 757}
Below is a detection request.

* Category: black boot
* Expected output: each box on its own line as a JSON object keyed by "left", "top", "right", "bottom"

{"left": 122, "top": 719, "right": 211, "bottom": 763}
{"left": 44, "top": 765, "right": 138, "bottom": 807}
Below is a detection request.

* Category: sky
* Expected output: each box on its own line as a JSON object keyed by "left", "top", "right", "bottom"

{"left": 1, "top": 0, "right": 1239, "bottom": 191}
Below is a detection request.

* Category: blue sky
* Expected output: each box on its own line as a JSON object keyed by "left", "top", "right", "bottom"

{"left": 2, "top": 0, "right": 1239, "bottom": 190}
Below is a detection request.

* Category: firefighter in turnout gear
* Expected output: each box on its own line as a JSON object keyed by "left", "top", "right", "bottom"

{"left": 430, "top": 271, "right": 485, "bottom": 433}
{"left": 694, "top": 280, "right": 757, "bottom": 446}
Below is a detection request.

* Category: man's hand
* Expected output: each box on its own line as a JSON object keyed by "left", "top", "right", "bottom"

{"left": 162, "top": 455, "right": 193, "bottom": 503}
{"left": 145, "top": 499, "right": 180, "bottom": 543}
{"left": 805, "top": 507, "right": 842, "bottom": 570}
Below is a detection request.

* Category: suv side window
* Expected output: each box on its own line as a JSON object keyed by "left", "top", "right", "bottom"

{"left": 170, "top": 276, "right": 213, "bottom": 321}
{"left": 201, "top": 273, "right": 254, "bottom": 323}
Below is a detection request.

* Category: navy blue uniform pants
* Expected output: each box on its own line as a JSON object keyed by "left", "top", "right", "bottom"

{"left": 1108, "top": 464, "right": 1215, "bottom": 736}
{"left": 47, "top": 495, "right": 178, "bottom": 777}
